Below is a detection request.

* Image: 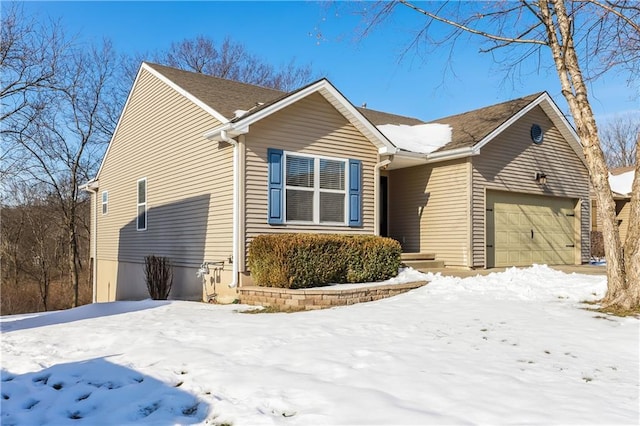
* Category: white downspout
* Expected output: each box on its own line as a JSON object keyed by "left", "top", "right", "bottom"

{"left": 374, "top": 158, "right": 391, "bottom": 236}
{"left": 220, "top": 130, "right": 239, "bottom": 288}
{"left": 93, "top": 191, "right": 98, "bottom": 301}
{"left": 79, "top": 181, "right": 99, "bottom": 302}
{"left": 90, "top": 189, "right": 98, "bottom": 302}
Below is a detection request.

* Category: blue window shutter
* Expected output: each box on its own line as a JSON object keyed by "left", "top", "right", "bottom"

{"left": 349, "top": 159, "right": 362, "bottom": 227}
{"left": 267, "top": 148, "right": 284, "bottom": 224}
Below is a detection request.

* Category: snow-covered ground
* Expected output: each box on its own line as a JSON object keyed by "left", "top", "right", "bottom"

{"left": 1, "top": 265, "right": 638, "bottom": 425}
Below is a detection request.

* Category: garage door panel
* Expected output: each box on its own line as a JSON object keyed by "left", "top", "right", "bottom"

{"left": 487, "top": 191, "right": 576, "bottom": 268}
{"left": 496, "top": 251, "right": 509, "bottom": 265}
{"left": 531, "top": 250, "right": 545, "bottom": 263}
{"left": 496, "top": 231, "right": 508, "bottom": 245}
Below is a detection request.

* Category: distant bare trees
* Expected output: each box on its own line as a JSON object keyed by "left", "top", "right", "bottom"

{"left": 1, "top": 182, "right": 90, "bottom": 314}
{"left": 153, "top": 35, "right": 316, "bottom": 91}
{"left": 1, "top": 5, "right": 120, "bottom": 310}
{"left": 600, "top": 113, "right": 639, "bottom": 169}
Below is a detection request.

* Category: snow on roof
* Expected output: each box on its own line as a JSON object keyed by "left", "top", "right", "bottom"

{"left": 377, "top": 123, "right": 452, "bottom": 154}
{"left": 609, "top": 169, "right": 635, "bottom": 196}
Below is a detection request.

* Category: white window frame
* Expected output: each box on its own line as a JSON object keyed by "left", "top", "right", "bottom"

{"left": 101, "top": 191, "right": 108, "bottom": 215}
{"left": 283, "top": 152, "right": 349, "bottom": 225}
{"left": 137, "top": 178, "right": 147, "bottom": 231}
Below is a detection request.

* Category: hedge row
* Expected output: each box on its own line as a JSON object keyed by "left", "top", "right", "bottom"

{"left": 248, "top": 234, "right": 401, "bottom": 289}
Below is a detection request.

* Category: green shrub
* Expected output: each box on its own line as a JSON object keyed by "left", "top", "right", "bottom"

{"left": 248, "top": 234, "right": 401, "bottom": 288}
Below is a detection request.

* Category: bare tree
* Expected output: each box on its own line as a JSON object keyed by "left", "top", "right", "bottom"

{"left": 358, "top": 0, "right": 640, "bottom": 309}
{"left": 600, "top": 113, "right": 639, "bottom": 168}
{"left": 8, "top": 35, "right": 120, "bottom": 307}
{"left": 22, "top": 197, "right": 65, "bottom": 311}
{"left": 0, "top": 4, "right": 68, "bottom": 182}
{"left": 153, "top": 35, "right": 316, "bottom": 91}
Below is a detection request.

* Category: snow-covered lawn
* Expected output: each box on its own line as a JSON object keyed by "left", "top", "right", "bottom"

{"left": 1, "top": 265, "right": 638, "bottom": 425}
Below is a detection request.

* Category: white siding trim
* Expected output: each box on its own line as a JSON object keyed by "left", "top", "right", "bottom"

{"left": 142, "top": 63, "right": 229, "bottom": 124}
{"left": 94, "top": 63, "right": 228, "bottom": 181}
{"left": 213, "top": 79, "right": 397, "bottom": 153}
{"left": 93, "top": 66, "right": 146, "bottom": 180}
{"left": 467, "top": 158, "right": 473, "bottom": 268}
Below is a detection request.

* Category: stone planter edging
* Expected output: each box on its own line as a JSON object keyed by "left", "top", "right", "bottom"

{"left": 239, "top": 281, "right": 428, "bottom": 310}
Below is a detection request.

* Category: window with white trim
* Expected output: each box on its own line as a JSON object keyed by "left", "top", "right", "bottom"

{"left": 137, "top": 178, "right": 147, "bottom": 231}
{"left": 101, "top": 191, "right": 108, "bottom": 215}
{"left": 284, "top": 153, "right": 347, "bottom": 224}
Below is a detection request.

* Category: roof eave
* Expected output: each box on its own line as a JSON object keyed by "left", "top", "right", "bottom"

{"left": 386, "top": 146, "right": 478, "bottom": 169}
{"left": 79, "top": 178, "right": 99, "bottom": 192}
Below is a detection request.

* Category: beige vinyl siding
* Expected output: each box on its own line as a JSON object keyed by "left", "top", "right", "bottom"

{"left": 96, "top": 68, "right": 232, "bottom": 273}
{"left": 243, "top": 93, "right": 378, "bottom": 268}
{"left": 591, "top": 199, "right": 601, "bottom": 231}
{"left": 616, "top": 199, "right": 631, "bottom": 244}
{"left": 388, "top": 159, "right": 471, "bottom": 266}
{"left": 471, "top": 106, "right": 590, "bottom": 267}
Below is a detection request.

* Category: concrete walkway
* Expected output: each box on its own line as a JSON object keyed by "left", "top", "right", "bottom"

{"left": 414, "top": 264, "right": 607, "bottom": 278}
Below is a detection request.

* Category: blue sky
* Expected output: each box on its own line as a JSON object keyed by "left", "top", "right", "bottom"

{"left": 19, "top": 1, "right": 639, "bottom": 124}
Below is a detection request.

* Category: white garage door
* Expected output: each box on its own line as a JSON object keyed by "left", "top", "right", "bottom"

{"left": 486, "top": 191, "right": 576, "bottom": 267}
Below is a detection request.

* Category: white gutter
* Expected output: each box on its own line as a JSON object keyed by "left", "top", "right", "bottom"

{"left": 207, "top": 128, "right": 243, "bottom": 288}
{"left": 390, "top": 146, "right": 479, "bottom": 167}
{"left": 374, "top": 158, "right": 391, "bottom": 236}
{"left": 79, "top": 179, "right": 99, "bottom": 303}
{"left": 425, "top": 146, "right": 477, "bottom": 162}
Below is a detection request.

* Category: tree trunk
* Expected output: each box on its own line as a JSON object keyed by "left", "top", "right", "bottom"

{"left": 68, "top": 216, "right": 80, "bottom": 308}
{"left": 542, "top": 0, "right": 638, "bottom": 309}
{"left": 618, "top": 146, "right": 640, "bottom": 308}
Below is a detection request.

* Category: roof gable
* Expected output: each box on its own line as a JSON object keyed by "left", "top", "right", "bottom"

{"left": 428, "top": 93, "right": 543, "bottom": 152}
{"left": 204, "top": 78, "right": 397, "bottom": 153}
{"left": 142, "top": 63, "right": 396, "bottom": 153}
{"left": 424, "top": 92, "right": 585, "bottom": 165}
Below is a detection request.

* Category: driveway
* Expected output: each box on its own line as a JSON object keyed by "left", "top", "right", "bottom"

{"left": 416, "top": 264, "right": 606, "bottom": 278}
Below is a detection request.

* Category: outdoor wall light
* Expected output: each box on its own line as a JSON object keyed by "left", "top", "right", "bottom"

{"left": 535, "top": 172, "right": 548, "bottom": 185}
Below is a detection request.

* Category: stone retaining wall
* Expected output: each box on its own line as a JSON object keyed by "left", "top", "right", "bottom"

{"left": 239, "top": 281, "right": 428, "bottom": 311}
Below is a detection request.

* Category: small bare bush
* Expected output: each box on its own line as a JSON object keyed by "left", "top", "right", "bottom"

{"left": 144, "top": 255, "right": 173, "bottom": 300}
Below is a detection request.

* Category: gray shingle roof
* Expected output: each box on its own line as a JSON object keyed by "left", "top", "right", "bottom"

{"left": 357, "top": 108, "right": 425, "bottom": 126}
{"left": 146, "top": 62, "right": 545, "bottom": 155}
{"left": 145, "top": 62, "right": 285, "bottom": 120}
{"left": 427, "top": 92, "right": 545, "bottom": 152}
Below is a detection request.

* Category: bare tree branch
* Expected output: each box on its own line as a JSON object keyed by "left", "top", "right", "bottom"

{"left": 398, "top": 0, "right": 547, "bottom": 46}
